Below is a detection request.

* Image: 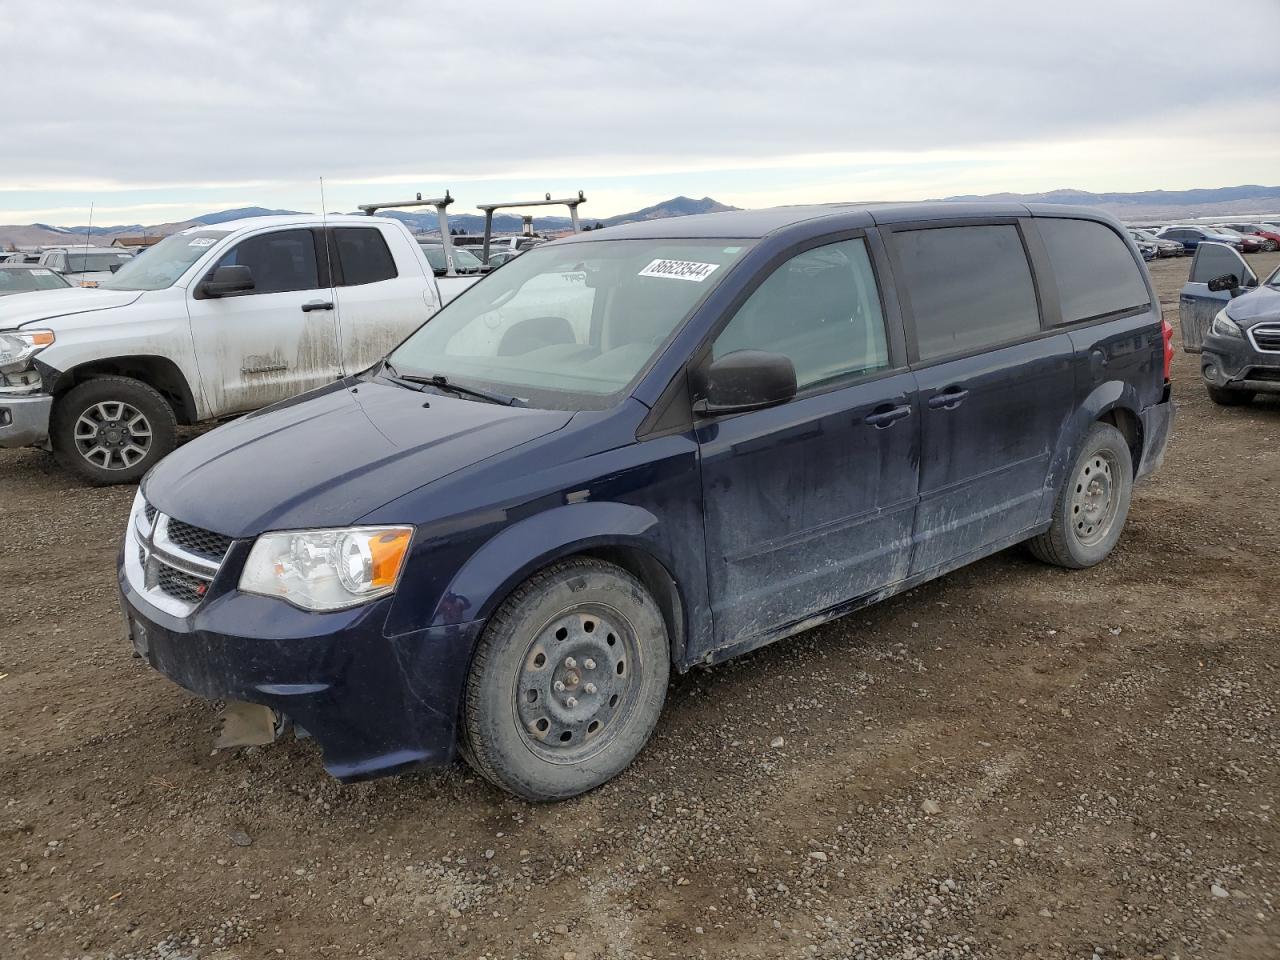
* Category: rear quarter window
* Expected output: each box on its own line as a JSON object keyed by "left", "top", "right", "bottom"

{"left": 1038, "top": 218, "right": 1151, "bottom": 324}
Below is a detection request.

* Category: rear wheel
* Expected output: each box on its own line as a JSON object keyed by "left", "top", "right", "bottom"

{"left": 462, "top": 558, "right": 670, "bottom": 801}
{"left": 1029, "top": 422, "right": 1133, "bottom": 569}
{"left": 1206, "top": 385, "right": 1253, "bottom": 407}
{"left": 51, "top": 376, "right": 177, "bottom": 485}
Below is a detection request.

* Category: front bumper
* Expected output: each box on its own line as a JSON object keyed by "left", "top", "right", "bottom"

{"left": 1137, "top": 394, "right": 1174, "bottom": 480}
{"left": 118, "top": 543, "right": 484, "bottom": 781}
{"left": 1201, "top": 333, "right": 1280, "bottom": 395}
{"left": 0, "top": 391, "right": 52, "bottom": 447}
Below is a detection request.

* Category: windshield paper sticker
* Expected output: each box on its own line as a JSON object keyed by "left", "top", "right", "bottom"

{"left": 188, "top": 237, "right": 217, "bottom": 247}
{"left": 639, "top": 259, "right": 719, "bottom": 282}
{"left": 31, "top": 268, "right": 53, "bottom": 275}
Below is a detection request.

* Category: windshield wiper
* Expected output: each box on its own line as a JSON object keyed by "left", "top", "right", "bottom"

{"left": 381, "top": 361, "right": 523, "bottom": 406}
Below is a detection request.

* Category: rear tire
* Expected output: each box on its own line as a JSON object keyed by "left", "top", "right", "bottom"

{"left": 1029, "top": 422, "right": 1133, "bottom": 570}
{"left": 1206, "top": 385, "right": 1253, "bottom": 407}
{"left": 462, "top": 558, "right": 669, "bottom": 801}
{"left": 51, "top": 376, "right": 177, "bottom": 486}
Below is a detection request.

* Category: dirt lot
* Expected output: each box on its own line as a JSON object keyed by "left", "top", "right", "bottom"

{"left": 2, "top": 253, "right": 1278, "bottom": 960}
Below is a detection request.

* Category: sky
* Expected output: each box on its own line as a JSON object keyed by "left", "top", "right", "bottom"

{"left": 1, "top": 0, "right": 1278, "bottom": 227}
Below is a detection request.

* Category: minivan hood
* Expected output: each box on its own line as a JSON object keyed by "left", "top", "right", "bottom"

{"left": 0, "top": 288, "right": 144, "bottom": 329}
{"left": 143, "top": 378, "right": 574, "bottom": 537}
{"left": 1226, "top": 285, "right": 1280, "bottom": 326}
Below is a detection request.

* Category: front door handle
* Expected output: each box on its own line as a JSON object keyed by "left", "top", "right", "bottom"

{"left": 864, "top": 403, "right": 912, "bottom": 428}
{"left": 302, "top": 300, "right": 334, "bottom": 313}
{"left": 927, "top": 387, "right": 969, "bottom": 410}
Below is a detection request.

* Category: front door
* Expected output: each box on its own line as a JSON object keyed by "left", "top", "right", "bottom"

{"left": 1178, "top": 243, "right": 1257, "bottom": 353}
{"left": 187, "top": 227, "right": 340, "bottom": 415}
{"left": 888, "top": 222, "right": 1075, "bottom": 574}
{"left": 695, "top": 236, "right": 919, "bottom": 651}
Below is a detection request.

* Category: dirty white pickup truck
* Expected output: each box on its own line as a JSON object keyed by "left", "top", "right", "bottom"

{"left": 0, "top": 214, "right": 479, "bottom": 483}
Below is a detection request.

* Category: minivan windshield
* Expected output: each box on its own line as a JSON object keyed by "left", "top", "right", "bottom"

{"left": 387, "top": 238, "right": 754, "bottom": 410}
{"left": 100, "top": 229, "right": 230, "bottom": 291}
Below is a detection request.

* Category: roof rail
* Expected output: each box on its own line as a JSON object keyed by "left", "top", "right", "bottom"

{"left": 357, "top": 191, "right": 464, "bottom": 277}
{"left": 475, "top": 191, "right": 587, "bottom": 262}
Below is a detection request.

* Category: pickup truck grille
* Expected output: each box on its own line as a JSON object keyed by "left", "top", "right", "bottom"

{"left": 126, "top": 497, "right": 232, "bottom": 616}
{"left": 1248, "top": 324, "right": 1280, "bottom": 353}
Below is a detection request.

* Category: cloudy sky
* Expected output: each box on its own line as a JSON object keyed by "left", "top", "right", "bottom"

{"left": 2, "top": 0, "right": 1278, "bottom": 226}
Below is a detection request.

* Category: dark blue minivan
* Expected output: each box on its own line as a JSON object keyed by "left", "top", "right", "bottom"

{"left": 120, "top": 202, "right": 1174, "bottom": 800}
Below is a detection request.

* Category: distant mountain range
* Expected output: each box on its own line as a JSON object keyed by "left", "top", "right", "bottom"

{"left": 4, "top": 186, "right": 1279, "bottom": 250}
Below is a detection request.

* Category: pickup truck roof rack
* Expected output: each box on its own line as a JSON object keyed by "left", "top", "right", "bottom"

{"left": 475, "top": 191, "right": 587, "bottom": 263}
{"left": 357, "top": 192, "right": 468, "bottom": 277}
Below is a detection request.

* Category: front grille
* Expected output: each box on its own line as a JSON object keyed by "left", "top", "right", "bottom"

{"left": 1244, "top": 367, "right": 1280, "bottom": 383}
{"left": 156, "top": 564, "right": 209, "bottom": 605}
{"left": 1249, "top": 324, "right": 1280, "bottom": 353}
{"left": 143, "top": 502, "right": 157, "bottom": 524}
{"left": 165, "top": 518, "right": 233, "bottom": 562}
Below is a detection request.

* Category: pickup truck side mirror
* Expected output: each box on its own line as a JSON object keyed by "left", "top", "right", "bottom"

{"left": 1206, "top": 273, "right": 1240, "bottom": 294}
{"left": 199, "top": 264, "right": 255, "bottom": 298}
{"left": 693, "top": 349, "right": 797, "bottom": 417}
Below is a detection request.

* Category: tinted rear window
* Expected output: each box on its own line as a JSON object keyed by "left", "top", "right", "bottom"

{"left": 895, "top": 224, "right": 1040, "bottom": 361}
{"left": 1038, "top": 218, "right": 1150, "bottom": 324}
{"left": 332, "top": 227, "right": 397, "bottom": 286}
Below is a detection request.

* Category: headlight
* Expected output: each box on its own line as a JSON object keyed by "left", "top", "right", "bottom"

{"left": 0, "top": 329, "right": 55, "bottom": 372}
{"left": 1210, "top": 310, "right": 1243, "bottom": 339}
{"left": 239, "top": 526, "right": 413, "bottom": 611}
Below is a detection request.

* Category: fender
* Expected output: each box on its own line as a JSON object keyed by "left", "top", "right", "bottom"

{"left": 429, "top": 500, "right": 691, "bottom": 658}
{"left": 1045, "top": 379, "right": 1144, "bottom": 501}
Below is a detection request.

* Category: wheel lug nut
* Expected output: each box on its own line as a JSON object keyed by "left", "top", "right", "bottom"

{"left": 565, "top": 656, "right": 577, "bottom": 669}
{"left": 583, "top": 658, "right": 596, "bottom": 670}
{"left": 584, "top": 682, "right": 597, "bottom": 694}
{"left": 566, "top": 696, "right": 578, "bottom": 708}
{"left": 553, "top": 680, "right": 565, "bottom": 692}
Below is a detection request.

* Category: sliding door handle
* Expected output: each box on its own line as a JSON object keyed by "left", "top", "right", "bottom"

{"left": 927, "top": 387, "right": 969, "bottom": 410}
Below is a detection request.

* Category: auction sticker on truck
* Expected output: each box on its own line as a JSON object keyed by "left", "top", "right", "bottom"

{"left": 638, "top": 259, "right": 720, "bottom": 282}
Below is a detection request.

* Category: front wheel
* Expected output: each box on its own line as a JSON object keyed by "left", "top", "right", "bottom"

{"left": 462, "top": 558, "right": 670, "bottom": 801}
{"left": 51, "top": 376, "right": 177, "bottom": 485}
{"left": 1029, "top": 422, "right": 1134, "bottom": 570}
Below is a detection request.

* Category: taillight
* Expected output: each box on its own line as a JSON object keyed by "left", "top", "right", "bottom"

{"left": 1161, "top": 318, "right": 1174, "bottom": 381}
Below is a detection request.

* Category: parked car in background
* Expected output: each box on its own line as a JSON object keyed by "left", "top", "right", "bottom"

{"left": 1219, "top": 223, "right": 1280, "bottom": 251}
{"left": 1206, "top": 226, "right": 1267, "bottom": 254}
{"left": 418, "top": 241, "right": 486, "bottom": 276}
{"left": 1179, "top": 242, "right": 1280, "bottom": 405}
{"left": 118, "top": 201, "right": 1173, "bottom": 801}
{"left": 1156, "top": 225, "right": 1245, "bottom": 253}
{"left": 0, "top": 263, "right": 72, "bottom": 296}
{"left": 38, "top": 246, "right": 134, "bottom": 286}
{"left": 0, "top": 215, "right": 479, "bottom": 483}
{"left": 486, "top": 249, "right": 521, "bottom": 267}
{"left": 1128, "top": 228, "right": 1184, "bottom": 257}
{"left": 3, "top": 252, "right": 43, "bottom": 264}
{"left": 1136, "top": 239, "right": 1158, "bottom": 261}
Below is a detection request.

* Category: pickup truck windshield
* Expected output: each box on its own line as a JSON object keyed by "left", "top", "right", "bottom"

{"left": 387, "top": 238, "right": 754, "bottom": 410}
{"left": 100, "top": 230, "right": 230, "bottom": 291}
{"left": 0, "top": 266, "right": 70, "bottom": 295}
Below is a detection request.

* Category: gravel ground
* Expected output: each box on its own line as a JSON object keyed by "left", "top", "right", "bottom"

{"left": 2, "top": 253, "right": 1278, "bottom": 960}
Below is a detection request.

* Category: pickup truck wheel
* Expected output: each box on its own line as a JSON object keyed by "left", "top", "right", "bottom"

{"left": 51, "top": 376, "right": 177, "bottom": 486}
{"left": 1206, "top": 385, "right": 1253, "bottom": 406}
{"left": 462, "top": 558, "right": 670, "bottom": 801}
{"left": 1029, "top": 422, "right": 1133, "bottom": 570}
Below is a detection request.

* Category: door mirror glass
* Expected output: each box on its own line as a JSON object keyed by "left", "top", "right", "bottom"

{"left": 1206, "top": 274, "right": 1239, "bottom": 294}
{"left": 694, "top": 349, "right": 797, "bottom": 415}
{"left": 200, "top": 264, "right": 256, "bottom": 298}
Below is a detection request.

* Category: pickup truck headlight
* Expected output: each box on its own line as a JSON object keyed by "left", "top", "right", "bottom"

{"left": 0, "top": 329, "right": 55, "bottom": 372}
{"left": 1210, "top": 309, "right": 1243, "bottom": 339}
{"left": 239, "top": 526, "right": 413, "bottom": 611}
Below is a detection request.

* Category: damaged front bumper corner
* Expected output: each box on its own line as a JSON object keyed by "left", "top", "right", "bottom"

{"left": 0, "top": 391, "right": 52, "bottom": 447}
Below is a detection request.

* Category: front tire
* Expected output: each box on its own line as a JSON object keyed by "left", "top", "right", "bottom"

{"left": 51, "top": 376, "right": 177, "bottom": 485}
{"left": 1029, "top": 422, "right": 1133, "bottom": 570}
{"left": 1207, "top": 385, "right": 1253, "bottom": 407}
{"left": 462, "top": 558, "right": 670, "bottom": 801}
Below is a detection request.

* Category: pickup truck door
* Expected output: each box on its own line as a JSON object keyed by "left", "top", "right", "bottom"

{"left": 326, "top": 225, "right": 440, "bottom": 374}
{"left": 1178, "top": 243, "right": 1257, "bottom": 353}
{"left": 186, "top": 227, "right": 340, "bottom": 415}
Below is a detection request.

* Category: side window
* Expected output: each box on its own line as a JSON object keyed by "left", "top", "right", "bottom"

{"left": 331, "top": 227, "right": 397, "bottom": 286}
{"left": 1037, "top": 218, "right": 1151, "bottom": 324}
{"left": 213, "top": 229, "right": 319, "bottom": 295}
{"left": 1190, "top": 242, "right": 1255, "bottom": 286}
{"left": 712, "top": 238, "right": 889, "bottom": 391}
{"left": 894, "top": 224, "right": 1039, "bottom": 361}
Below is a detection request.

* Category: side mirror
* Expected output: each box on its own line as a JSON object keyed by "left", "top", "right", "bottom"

{"left": 1206, "top": 273, "right": 1240, "bottom": 294}
{"left": 199, "top": 264, "right": 255, "bottom": 298}
{"left": 693, "top": 349, "right": 797, "bottom": 416}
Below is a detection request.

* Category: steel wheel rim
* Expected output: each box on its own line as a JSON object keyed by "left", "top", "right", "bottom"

{"left": 73, "top": 400, "right": 152, "bottom": 471}
{"left": 1070, "top": 450, "right": 1119, "bottom": 547}
{"left": 513, "top": 602, "right": 641, "bottom": 765}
